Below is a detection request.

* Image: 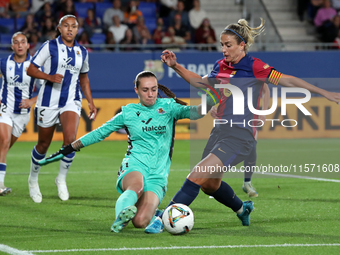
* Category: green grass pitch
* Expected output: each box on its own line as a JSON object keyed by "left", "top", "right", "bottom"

{"left": 1, "top": 139, "right": 339, "bottom": 255}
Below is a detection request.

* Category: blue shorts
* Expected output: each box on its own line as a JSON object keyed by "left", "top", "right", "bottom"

{"left": 201, "top": 126, "right": 256, "bottom": 167}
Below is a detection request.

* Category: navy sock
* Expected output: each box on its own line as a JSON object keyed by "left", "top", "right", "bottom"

{"left": 210, "top": 181, "right": 243, "bottom": 212}
{"left": 160, "top": 178, "right": 201, "bottom": 218}
{"left": 244, "top": 144, "right": 257, "bottom": 182}
{"left": 244, "top": 164, "right": 254, "bottom": 182}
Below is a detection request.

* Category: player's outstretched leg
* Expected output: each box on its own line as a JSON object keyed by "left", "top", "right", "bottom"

{"left": 237, "top": 201, "right": 254, "bottom": 226}
{"left": 111, "top": 205, "right": 137, "bottom": 233}
{"left": 145, "top": 209, "right": 164, "bottom": 234}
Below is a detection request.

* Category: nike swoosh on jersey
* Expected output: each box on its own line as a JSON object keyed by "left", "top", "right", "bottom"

{"left": 218, "top": 147, "right": 226, "bottom": 153}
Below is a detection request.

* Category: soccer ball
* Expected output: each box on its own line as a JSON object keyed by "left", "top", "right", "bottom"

{"left": 162, "top": 203, "right": 194, "bottom": 235}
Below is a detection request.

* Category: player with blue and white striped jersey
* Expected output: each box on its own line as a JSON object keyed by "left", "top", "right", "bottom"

{"left": 26, "top": 15, "right": 97, "bottom": 203}
{"left": 0, "top": 32, "right": 38, "bottom": 196}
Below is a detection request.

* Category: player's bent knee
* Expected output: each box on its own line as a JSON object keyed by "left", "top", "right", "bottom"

{"left": 132, "top": 214, "right": 150, "bottom": 228}
{"left": 36, "top": 141, "right": 52, "bottom": 154}
{"left": 0, "top": 138, "right": 11, "bottom": 150}
{"left": 201, "top": 180, "right": 221, "bottom": 194}
{"left": 187, "top": 175, "right": 207, "bottom": 186}
{"left": 63, "top": 136, "right": 77, "bottom": 146}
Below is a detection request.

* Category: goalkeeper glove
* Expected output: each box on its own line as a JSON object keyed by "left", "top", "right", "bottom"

{"left": 38, "top": 144, "right": 76, "bottom": 166}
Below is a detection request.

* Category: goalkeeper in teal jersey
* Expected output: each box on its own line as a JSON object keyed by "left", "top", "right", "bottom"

{"left": 38, "top": 71, "right": 204, "bottom": 233}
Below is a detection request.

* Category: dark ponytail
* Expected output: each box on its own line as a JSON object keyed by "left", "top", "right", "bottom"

{"left": 134, "top": 70, "right": 187, "bottom": 106}
{"left": 158, "top": 83, "right": 187, "bottom": 105}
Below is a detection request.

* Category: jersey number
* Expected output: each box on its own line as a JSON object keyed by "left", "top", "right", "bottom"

{"left": 1, "top": 104, "right": 7, "bottom": 113}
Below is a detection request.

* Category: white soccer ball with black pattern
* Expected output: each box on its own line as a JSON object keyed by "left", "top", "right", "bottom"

{"left": 162, "top": 203, "right": 194, "bottom": 235}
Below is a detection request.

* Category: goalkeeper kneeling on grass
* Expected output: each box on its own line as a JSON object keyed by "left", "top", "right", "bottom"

{"left": 38, "top": 71, "right": 205, "bottom": 233}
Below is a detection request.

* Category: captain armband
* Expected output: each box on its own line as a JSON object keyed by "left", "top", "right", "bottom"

{"left": 268, "top": 70, "right": 283, "bottom": 85}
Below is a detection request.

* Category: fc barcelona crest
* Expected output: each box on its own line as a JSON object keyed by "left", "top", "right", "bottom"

{"left": 223, "top": 88, "right": 232, "bottom": 97}
{"left": 144, "top": 60, "right": 164, "bottom": 80}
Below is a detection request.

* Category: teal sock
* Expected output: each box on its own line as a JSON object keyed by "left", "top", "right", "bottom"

{"left": 115, "top": 190, "right": 138, "bottom": 218}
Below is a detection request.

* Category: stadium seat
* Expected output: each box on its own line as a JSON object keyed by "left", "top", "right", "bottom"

{"left": 95, "top": 2, "right": 112, "bottom": 21}
{"left": 138, "top": 2, "right": 157, "bottom": 19}
{"left": 0, "top": 34, "right": 12, "bottom": 50}
{"left": 16, "top": 17, "right": 26, "bottom": 31}
{"left": 74, "top": 3, "right": 94, "bottom": 18}
{"left": 144, "top": 18, "right": 157, "bottom": 34}
{"left": 0, "top": 18, "right": 15, "bottom": 34}
{"left": 90, "top": 33, "right": 106, "bottom": 51}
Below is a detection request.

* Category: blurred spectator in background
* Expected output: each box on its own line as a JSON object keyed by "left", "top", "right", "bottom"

{"left": 153, "top": 17, "right": 166, "bottom": 44}
{"left": 85, "top": 9, "right": 102, "bottom": 35}
{"left": 20, "top": 13, "right": 41, "bottom": 38}
{"left": 195, "top": 18, "right": 217, "bottom": 51}
{"left": 28, "top": 33, "right": 42, "bottom": 55}
{"left": 36, "top": 2, "right": 56, "bottom": 29}
{"left": 109, "top": 15, "right": 128, "bottom": 44}
{"left": 0, "top": 0, "right": 10, "bottom": 18}
{"left": 124, "top": 0, "right": 143, "bottom": 27}
{"left": 159, "top": 0, "right": 177, "bottom": 18}
{"left": 195, "top": 18, "right": 216, "bottom": 42}
{"left": 162, "top": 26, "right": 186, "bottom": 50}
{"left": 77, "top": 17, "right": 86, "bottom": 35}
{"left": 58, "top": 0, "right": 78, "bottom": 20}
{"left": 120, "top": 28, "right": 137, "bottom": 51}
{"left": 314, "top": 0, "right": 338, "bottom": 41}
{"left": 169, "top": 0, "right": 190, "bottom": 28}
{"left": 30, "top": 0, "right": 53, "bottom": 14}
{"left": 41, "top": 17, "right": 57, "bottom": 42}
{"left": 133, "top": 16, "right": 151, "bottom": 42}
{"left": 105, "top": 31, "right": 116, "bottom": 51}
{"left": 189, "top": 0, "right": 207, "bottom": 30}
{"left": 103, "top": 0, "right": 124, "bottom": 28}
{"left": 309, "top": 0, "right": 323, "bottom": 21}
{"left": 173, "top": 13, "right": 191, "bottom": 42}
{"left": 138, "top": 28, "right": 153, "bottom": 49}
{"left": 78, "top": 31, "right": 93, "bottom": 52}
{"left": 9, "top": 0, "right": 29, "bottom": 17}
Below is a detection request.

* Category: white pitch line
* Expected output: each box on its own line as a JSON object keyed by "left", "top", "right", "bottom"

{"left": 0, "top": 244, "right": 35, "bottom": 255}
{"left": 8, "top": 169, "right": 340, "bottom": 182}
{"left": 252, "top": 171, "right": 340, "bottom": 183}
{"left": 27, "top": 243, "right": 340, "bottom": 253}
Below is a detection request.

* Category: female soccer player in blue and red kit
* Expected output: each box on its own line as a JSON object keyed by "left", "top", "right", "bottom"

{"left": 145, "top": 18, "right": 340, "bottom": 233}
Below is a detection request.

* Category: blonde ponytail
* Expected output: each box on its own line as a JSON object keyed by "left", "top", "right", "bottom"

{"left": 222, "top": 18, "right": 265, "bottom": 52}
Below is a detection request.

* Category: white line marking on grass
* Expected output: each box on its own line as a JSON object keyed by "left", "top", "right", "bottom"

{"left": 252, "top": 172, "right": 340, "bottom": 183}
{"left": 9, "top": 169, "right": 340, "bottom": 183}
{"left": 0, "top": 244, "right": 35, "bottom": 255}
{"left": 28, "top": 243, "right": 340, "bottom": 253}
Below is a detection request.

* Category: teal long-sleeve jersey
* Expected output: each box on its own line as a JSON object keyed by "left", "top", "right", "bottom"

{"left": 78, "top": 98, "right": 201, "bottom": 173}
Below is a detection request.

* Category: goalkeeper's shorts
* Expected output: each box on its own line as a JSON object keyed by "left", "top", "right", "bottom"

{"left": 116, "top": 157, "right": 169, "bottom": 205}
